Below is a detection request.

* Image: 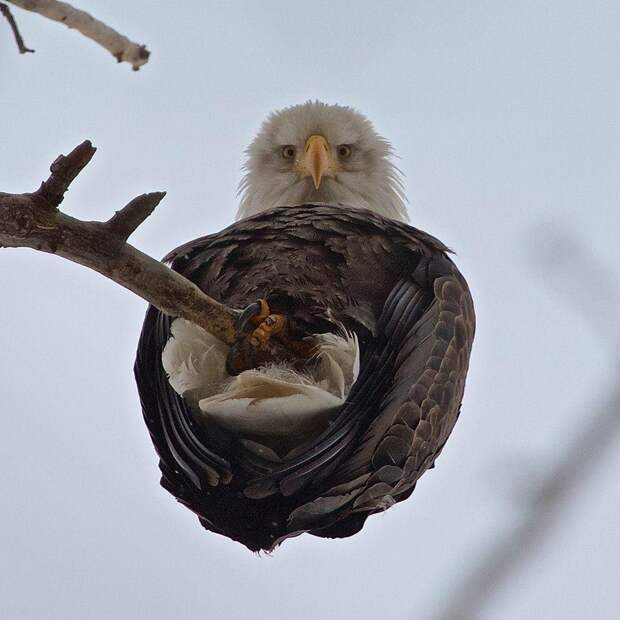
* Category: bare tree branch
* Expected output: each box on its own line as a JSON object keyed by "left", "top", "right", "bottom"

{"left": 0, "top": 140, "right": 239, "bottom": 344}
{"left": 0, "top": 2, "right": 34, "bottom": 53}
{"left": 7, "top": 0, "right": 149, "bottom": 69}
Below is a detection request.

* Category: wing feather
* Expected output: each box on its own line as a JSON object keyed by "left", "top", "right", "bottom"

{"left": 289, "top": 262, "right": 474, "bottom": 536}
{"left": 134, "top": 205, "right": 474, "bottom": 549}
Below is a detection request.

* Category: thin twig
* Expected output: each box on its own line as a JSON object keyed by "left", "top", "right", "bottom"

{"left": 0, "top": 1, "right": 34, "bottom": 53}
{"left": 107, "top": 193, "right": 164, "bottom": 241}
{"left": 7, "top": 0, "right": 149, "bottom": 69}
{"left": 37, "top": 139, "right": 96, "bottom": 206}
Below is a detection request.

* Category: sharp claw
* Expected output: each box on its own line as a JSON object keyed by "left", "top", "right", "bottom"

{"left": 228, "top": 300, "right": 271, "bottom": 376}
{"left": 227, "top": 299, "right": 314, "bottom": 375}
{"left": 235, "top": 299, "right": 270, "bottom": 332}
{"left": 235, "top": 301, "right": 262, "bottom": 332}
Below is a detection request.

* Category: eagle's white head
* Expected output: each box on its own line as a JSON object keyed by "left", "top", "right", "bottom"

{"left": 237, "top": 101, "right": 407, "bottom": 222}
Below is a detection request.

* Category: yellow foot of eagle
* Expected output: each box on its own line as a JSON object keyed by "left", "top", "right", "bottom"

{"left": 226, "top": 299, "right": 316, "bottom": 375}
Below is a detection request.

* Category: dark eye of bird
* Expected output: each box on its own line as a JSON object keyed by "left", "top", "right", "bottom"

{"left": 281, "top": 145, "right": 296, "bottom": 160}
{"left": 337, "top": 144, "right": 352, "bottom": 159}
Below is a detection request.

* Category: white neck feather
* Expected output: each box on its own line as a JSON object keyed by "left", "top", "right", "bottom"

{"left": 236, "top": 168, "right": 407, "bottom": 222}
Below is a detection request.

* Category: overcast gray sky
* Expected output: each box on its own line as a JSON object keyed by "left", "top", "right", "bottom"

{"left": 1, "top": 2, "right": 619, "bottom": 619}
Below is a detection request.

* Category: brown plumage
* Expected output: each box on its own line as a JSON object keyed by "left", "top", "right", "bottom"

{"left": 135, "top": 204, "right": 475, "bottom": 551}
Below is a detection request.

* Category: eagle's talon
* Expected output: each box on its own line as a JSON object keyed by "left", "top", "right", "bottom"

{"left": 251, "top": 313, "right": 287, "bottom": 345}
{"left": 227, "top": 301, "right": 289, "bottom": 375}
{"left": 235, "top": 298, "right": 271, "bottom": 333}
{"left": 227, "top": 301, "right": 314, "bottom": 375}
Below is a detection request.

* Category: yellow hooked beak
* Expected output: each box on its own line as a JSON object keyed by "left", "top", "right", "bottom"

{"left": 300, "top": 134, "right": 331, "bottom": 190}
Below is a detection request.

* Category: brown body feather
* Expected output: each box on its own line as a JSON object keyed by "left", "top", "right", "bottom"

{"left": 135, "top": 204, "right": 475, "bottom": 550}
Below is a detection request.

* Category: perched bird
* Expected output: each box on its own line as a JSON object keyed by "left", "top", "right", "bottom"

{"left": 135, "top": 101, "right": 475, "bottom": 551}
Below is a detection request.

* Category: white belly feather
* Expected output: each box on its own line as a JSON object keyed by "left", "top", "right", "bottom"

{"left": 161, "top": 319, "right": 359, "bottom": 444}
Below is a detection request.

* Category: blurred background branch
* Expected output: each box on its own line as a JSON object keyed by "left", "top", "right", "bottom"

{"left": 431, "top": 227, "right": 620, "bottom": 620}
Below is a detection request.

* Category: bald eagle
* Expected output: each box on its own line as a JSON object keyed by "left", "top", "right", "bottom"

{"left": 135, "top": 101, "right": 475, "bottom": 551}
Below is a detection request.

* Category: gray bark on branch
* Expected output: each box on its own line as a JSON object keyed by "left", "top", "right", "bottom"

{"left": 6, "top": 0, "right": 149, "bottom": 69}
{"left": 0, "top": 141, "right": 239, "bottom": 344}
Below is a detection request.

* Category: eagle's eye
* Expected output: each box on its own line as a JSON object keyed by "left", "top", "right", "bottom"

{"left": 337, "top": 144, "right": 352, "bottom": 159}
{"left": 281, "top": 145, "right": 296, "bottom": 160}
